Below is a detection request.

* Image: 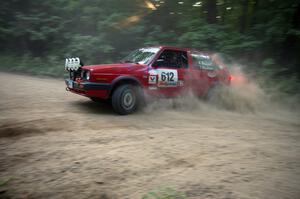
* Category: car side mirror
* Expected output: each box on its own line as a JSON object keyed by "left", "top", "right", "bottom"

{"left": 153, "top": 59, "right": 164, "bottom": 67}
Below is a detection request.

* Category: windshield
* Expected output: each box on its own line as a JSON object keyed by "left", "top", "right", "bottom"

{"left": 121, "top": 47, "right": 160, "bottom": 64}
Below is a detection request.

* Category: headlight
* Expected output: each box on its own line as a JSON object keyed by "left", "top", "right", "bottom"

{"left": 86, "top": 71, "right": 90, "bottom": 80}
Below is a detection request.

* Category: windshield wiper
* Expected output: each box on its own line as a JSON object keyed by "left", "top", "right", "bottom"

{"left": 123, "top": 60, "right": 140, "bottom": 64}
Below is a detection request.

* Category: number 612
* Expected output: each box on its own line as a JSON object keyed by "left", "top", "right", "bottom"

{"left": 161, "top": 72, "right": 174, "bottom": 82}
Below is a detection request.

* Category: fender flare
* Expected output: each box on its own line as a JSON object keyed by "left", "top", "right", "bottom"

{"left": 109, "top": 76, "right": 143, "bottom": 96}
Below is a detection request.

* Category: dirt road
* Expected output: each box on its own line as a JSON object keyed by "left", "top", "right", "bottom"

{"left": 0, "top": 72, "right": 299, "bottom": 199}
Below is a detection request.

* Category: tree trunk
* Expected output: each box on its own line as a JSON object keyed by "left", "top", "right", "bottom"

{"left": 240, "top": 0, "right": 249, "bottom": 33}
{"left": 204, "top": 0, "right": 217, "bottom": 24}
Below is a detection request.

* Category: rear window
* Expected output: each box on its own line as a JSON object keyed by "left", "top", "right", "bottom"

{"left": 191, "top": 53, "right": 219, "bottom": 70}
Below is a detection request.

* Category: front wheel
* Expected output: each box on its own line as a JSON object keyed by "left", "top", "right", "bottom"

{"left": 111, "top": 84, "right": 139, "bottom": 115}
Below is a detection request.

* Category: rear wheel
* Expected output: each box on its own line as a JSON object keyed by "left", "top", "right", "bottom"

{"left": 111, "top": 84, "right": 139, "bottom": 115}
{"left": 205, "top": 83, "right": 225, "bottom": 102}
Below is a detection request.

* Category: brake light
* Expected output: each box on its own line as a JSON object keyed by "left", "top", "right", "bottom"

{"left": 230, "top": 74, "right": 247, "bottom": 85}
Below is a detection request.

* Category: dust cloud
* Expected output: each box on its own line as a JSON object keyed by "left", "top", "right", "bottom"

{"left": 143, "top": 65, "right": 269, "bottom": 114}
{"left": 143, "top": 63, "right": 300, "bottom": 117}
{"left": 208, "top": 65, "right": 268, "bottom": 113}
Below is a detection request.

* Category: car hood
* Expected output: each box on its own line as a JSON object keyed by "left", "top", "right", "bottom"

{"left": 82, "top": 63, "right": 147, "bottom": 73}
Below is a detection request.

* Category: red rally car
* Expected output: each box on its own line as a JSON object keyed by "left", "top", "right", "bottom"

{"left": 65, "top": 46, "right": 231, "bottom": 115}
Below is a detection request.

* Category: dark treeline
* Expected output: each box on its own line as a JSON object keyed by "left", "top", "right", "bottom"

{"left": 0, "top": 0, "right": 299, "bottom": 93}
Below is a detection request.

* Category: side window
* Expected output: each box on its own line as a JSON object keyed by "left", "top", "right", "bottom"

{"left": 154, "top": 50, "right": 188, "bottom": 69}
{"left": 191, "top": 53, "right": 218, "bottom": 70}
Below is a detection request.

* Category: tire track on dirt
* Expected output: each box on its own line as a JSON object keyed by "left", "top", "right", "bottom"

{"left": 0, "top": 72, "right": 299, "bottom": 199}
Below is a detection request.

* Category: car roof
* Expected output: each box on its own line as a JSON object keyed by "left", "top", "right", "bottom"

{"left": 148, "top": 45, "right": 192, "bottom": 51}
{"left": 147, "top": 45, "right": 212, "bottom": 55}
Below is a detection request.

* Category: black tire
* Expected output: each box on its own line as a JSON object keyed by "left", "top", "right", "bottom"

{"left": 111, "top": 84, "right": 139, "bottom": 115}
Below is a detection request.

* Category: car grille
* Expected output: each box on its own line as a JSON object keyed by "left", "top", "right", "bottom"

{"left": 69, "top": 69, "right": 89, "bottom": 80}
{"left": 69, "top": 68, "right": 81, "bottom": 80}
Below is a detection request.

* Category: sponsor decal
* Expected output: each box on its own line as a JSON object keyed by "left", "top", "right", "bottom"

{"left": 148, "top": 86, "right": 158, "bottom": 90}
{"left": 148, "top": 75, "right": 157, "bottom": 84}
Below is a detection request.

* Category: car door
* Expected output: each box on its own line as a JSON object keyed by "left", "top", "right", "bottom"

{"left": 190, "top": 52, "right": 219, "bottom": 96}
{"left": 151, "top": 49, "right": 188, "bottom": 97}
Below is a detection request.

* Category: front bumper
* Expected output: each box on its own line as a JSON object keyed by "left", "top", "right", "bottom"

{"left": 65, "top": 79, "right": 111, "bottom": 98}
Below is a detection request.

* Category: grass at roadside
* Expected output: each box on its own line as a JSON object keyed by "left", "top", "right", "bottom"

{"left": 0, "top": 54, "right": 64, "bottom": 77}
{"left": 143, "top": 187, "right": 187, "bottom": 199}
{"left": 0, "top": 178, "right": 11, "bottom": 187}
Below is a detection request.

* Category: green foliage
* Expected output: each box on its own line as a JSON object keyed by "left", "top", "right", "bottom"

{"left": 0, "top": 177, "right": 11, "bottom": 187}
{"left": 143, "top": 187, "right": 187, "bottom": 199}
{"left": 0, "top": 0, "right": 299, "bottom": 95}
{"left": 66, "top": 34, "right": 114, "bottom": 64}
{"left": 0, "top": 54, "right": 63, "bottom": 77}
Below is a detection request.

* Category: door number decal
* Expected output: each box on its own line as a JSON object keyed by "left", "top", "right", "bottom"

{"left": 157, "top": 69, "right": 178, "bottom": 87}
